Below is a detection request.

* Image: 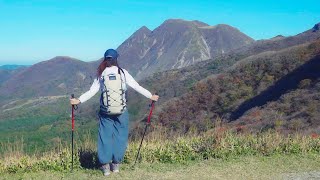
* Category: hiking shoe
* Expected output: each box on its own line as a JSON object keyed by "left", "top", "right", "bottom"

{"left": 110, "top": 163, "right": 120, "bottom": 173}
{"left": 100, "top": 164, "right": 110, "bottom": 176}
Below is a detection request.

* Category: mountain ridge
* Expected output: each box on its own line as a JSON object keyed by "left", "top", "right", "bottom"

{"left": 117, "top": 19, "right": 254, "bottom": 79}
{"left": 1, "top": 20, "right": 319, "bottom": 107}
{"left": 232, "top": 22, "right": 320, "bottom": 56}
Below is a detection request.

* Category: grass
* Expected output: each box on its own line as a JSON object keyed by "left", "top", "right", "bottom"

{"left": 1, "top": 154, "right": 320, "bottom": 180}
{"left": 0, "top": 126, "right": 319, "bottom": 180}
{"left": 1, "top": 129, "right": 319, "bottom": 174}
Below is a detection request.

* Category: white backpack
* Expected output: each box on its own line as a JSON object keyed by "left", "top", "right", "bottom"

{"left": 100, "top": 68, "right": 127, "bottom": 115}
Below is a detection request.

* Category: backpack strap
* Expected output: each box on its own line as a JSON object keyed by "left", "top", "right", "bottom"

{"left": 117, "top": 67, "right": 127, "bottom": 104}
{"left": 117, "top": 67, "right": 127, "bottom": 88}
{"left": 100, "top": 76, "right": 109, "bottom": 106}
{"left": 118, "top": 67, "right": 126, "bottom": 80}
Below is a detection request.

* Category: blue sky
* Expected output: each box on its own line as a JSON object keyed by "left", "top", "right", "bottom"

{"left": 0, "top": 0, "right": 319, "bottom": 65}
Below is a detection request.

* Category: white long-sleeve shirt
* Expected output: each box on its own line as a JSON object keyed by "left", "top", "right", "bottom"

{"left": 79, "top": 66, "right": 152, "bottom": 103}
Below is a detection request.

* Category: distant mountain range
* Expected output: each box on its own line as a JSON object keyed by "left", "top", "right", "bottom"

{"left": 0, "top": 19, "right": 255, "bottom": 100}
{"left": 0, "top": 64, "right": 29, "bottom": 70}
{"left": 0, "top": 20, "right": 319, "bottom": 102}
{"left": 0, "top": 56, "right": 95, "bottom": 100}
{"left": 1, "top": 19, "right": 318, "bottom": 102}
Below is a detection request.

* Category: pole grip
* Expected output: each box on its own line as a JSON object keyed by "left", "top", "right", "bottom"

{"left": 152, "top": 92, "right": 158, "bottom": 102}
{"left": 71, "top": 94, "right": 78, "bottom": 110}
{"left": 147, "top": 92, "right": 158, "bottom": 123}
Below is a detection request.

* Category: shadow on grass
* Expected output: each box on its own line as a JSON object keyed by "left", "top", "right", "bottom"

{"left": 79, "top": 149, "right": 100, "bottom": 169}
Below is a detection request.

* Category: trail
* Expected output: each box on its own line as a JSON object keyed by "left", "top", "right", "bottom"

{"left": 284, "top": 172, "right": 320, "bottom": 180}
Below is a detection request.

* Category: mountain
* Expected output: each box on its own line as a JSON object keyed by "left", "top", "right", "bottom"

{"left": 117, "top": 19, "right": 254, "bottom": 79}
{"left": 0, "top": 19, "right": 254, "bottom": 102}
{"left": 0, "top": 56, "right": 96, "bottom": 102}
{"left": 126, "top": 22, "right": 320, "bottom": 123}
{"left": 1, "top": 21, "right": 319, "bottom": 107}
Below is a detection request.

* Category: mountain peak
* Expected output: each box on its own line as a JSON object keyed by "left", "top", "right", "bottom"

{"left": 135, "top": 26, "right": 151, "bottom": 34}
{"left": 271, "top": 35, "right": 285, "bottom": 40}
{"left": 163, "top": 19, "right": 186, "bottom": 23}
{"left": 134, "top": 26, "right": 151, "bottom": 34}
{"left": 312, "top": 23, "right": 320, "bottom": 32}
{"left": 50, "top": 56, "right": 79, "bottom": 61}
{"left": 127, "top": 26, "right": 151, "bottom": 40}
{"left": 198, "top": 24, "right": 235, "bottom": 30}
{"left": 138, "top": 26, "right": 150, "bottom": 32}
{"left": 162, "top": 19, "right": 208, "bottom": 27}
{"left": 39, "top": 56, "right": 83, "bottom": 65}
{"left": 51, "top": 56, "right": 74, "bottom": 59}
{"left": 191, "top": 20, "right": 209, "bottom": 27}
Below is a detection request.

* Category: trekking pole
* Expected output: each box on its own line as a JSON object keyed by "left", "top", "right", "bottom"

{"left": 133, "top": 99, "right": 156, "bottom": 167}
{"left": 70, "top": 94, "right": 78, "bottom": 171}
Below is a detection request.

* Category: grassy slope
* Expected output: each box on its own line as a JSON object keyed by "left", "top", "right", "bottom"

{"left": 154, "top": 40, "right": 320, "bottom": 134}
{"left": 126, "top": 54, "right": 241, "bottom": 122}
{"left": 2, "top": 154, "right": 320, "bottom": 180}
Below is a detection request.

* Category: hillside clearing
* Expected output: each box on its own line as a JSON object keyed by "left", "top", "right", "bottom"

{"left": 2, "top": 154, "right": 320, "bottom": 180}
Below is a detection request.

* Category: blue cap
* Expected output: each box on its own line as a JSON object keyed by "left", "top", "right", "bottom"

{"left": 104, "top": 49, "right": 119, "bottom": 60}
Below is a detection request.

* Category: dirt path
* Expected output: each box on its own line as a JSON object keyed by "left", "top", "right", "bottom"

{"left": 283, "top": 171, "right": 320, "bottom": 180}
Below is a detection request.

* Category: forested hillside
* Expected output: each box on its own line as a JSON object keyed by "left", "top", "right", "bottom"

{"left": 152, "top": 40, "right": 320, "bottom": 134}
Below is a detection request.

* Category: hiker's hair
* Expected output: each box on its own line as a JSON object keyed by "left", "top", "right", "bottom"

{"left": 97, "top": 57, "right": 118, "bottom": 78}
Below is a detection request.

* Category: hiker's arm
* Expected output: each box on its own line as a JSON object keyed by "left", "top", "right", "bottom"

{"left": 124, "top": 70, "right": 153, "bottom": 99}
{"left": 77, "top": 79, "right": 100, "bottom": 103}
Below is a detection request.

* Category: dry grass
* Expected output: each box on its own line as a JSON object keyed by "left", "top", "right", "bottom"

{"left": 0, "top": 129, "right": 319, "bottom": 174}
{"left": 2, "top": 154, "right": 320, "bottom": 180}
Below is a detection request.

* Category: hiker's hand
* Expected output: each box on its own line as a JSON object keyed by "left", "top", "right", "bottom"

{"left": 151, "top": 95, "right": 159, "bottom": 102}
{"left": 70, "top": 98, "right": 81, "bottom": 105}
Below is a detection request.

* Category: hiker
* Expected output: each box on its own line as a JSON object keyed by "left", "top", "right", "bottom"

{"left": 70, "top": 49, "right": 159, "bottom": 176}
